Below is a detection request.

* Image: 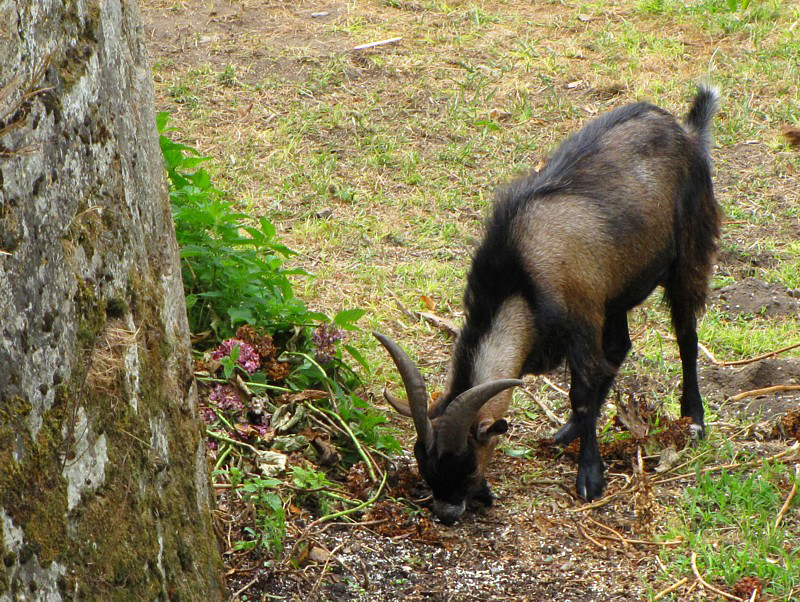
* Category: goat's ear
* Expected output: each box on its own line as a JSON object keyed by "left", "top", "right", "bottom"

{"left": 476, "top": 418, "right": 509, "bottom": 442}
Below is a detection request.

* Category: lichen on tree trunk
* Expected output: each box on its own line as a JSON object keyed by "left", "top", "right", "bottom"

{"left": 0, "top": 0, "right": 223, "bottom": 598}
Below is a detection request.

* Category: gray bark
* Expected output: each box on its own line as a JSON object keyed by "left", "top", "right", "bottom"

{"left": 0, "top": 0, "right": 223, "bottom": 598}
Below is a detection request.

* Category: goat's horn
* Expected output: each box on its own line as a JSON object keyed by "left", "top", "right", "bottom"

{"left": 382, "top": 388, "right": 413, "bottom": 417}
{"left": 436, "top": 379, "right": 524, "bottom": 457}
{"left": 373, "top": 332, "right": 434, "bottom": 451}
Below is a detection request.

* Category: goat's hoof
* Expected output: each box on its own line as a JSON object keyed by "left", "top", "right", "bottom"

{"left": 576, "top": 464, "right": 606, "bottom": 502}
{"left": 553, "top": 419, "right": 580, "bottom": 445}
{"left": 689, "top": 422, "right": 705, "bottom": 441}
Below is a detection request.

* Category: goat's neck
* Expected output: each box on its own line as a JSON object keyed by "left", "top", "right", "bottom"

{"left": 456, "top": 295, "right": 535, "bottom": 420}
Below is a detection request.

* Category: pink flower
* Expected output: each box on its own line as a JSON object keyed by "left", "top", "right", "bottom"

{"left": 199, "top": 406, "right": 217, "bottom": 425}
{"left": 211, "top": 339, "right": 261, "bottom": 373}
{"left": 312, "top": 325, "right": 344, "bottom": 363}
{"left": 208, "top": 384, "right": 243, "bottom": 412}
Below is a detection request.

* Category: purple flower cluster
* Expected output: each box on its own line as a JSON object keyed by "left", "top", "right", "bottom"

{"left": 211, "top": 338, "right": 261, "bottom": 374}
{"left": 312, "top": 324, "right": 344, "bottom": 363}
{"left": 199, "top": 406, "right": 217, "bottom": 425}
{"left": 208, "top": 384, "right": 244, "bottom": 412}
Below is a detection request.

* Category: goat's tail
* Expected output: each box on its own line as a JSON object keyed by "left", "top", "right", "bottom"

{"left": 685, "top": 83, "right": 720, "bottom": 150}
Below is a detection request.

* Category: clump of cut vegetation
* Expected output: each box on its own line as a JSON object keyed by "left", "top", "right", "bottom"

{"left": 143, "top": 0, "right": 800, "bottom": 599}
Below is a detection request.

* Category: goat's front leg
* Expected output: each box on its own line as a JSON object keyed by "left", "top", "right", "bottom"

{"left": 568, "top": 376, "right": 606, "bottom": 501}
{"left": 555, "top": 312, "right": 631, "bottom": 448}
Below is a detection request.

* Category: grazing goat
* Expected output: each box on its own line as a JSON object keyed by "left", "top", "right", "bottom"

{"left": 376, "top": 85, "right": 720, "bottom": 525}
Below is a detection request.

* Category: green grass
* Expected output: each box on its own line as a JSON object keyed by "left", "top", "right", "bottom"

{"left": 655, "top": 450, "right": 800, "bottom": 599}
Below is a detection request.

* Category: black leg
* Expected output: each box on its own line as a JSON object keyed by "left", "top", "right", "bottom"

{"left": 569, "top": 375, "right": 605, "bottom": 501}
{"left": 673, "top": 313, "right": 705, "bottom": 437}
{"left": 565, "top": 322, "right": 619, "bottom": 501}
{"left": 554, "top": 313, "right": 630, "bottom": 446}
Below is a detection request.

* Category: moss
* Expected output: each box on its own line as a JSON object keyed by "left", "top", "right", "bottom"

{"left": 56, "top": 2, "right": 100, "bottom": 91}
{"left": 0, "top": 392, "right": 70, "bottom": 565}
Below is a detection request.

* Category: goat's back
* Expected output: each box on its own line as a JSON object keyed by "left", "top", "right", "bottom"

{"left": 487, "top": 102, "right": 713, "bottom": 316}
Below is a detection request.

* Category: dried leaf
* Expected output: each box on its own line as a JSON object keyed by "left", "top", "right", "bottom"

{"left": 258, "top": 450, "right": 288, "bottom": 477}
{"left": 614, "top": 394, "right": 649, "bottom": 439}
{"left": 654, "top": 445, "right": 682, "bottom": 473}
{"left": 310, "top": 437, "right": 342, "bottom": 467}
{"left": 308, "top": 546, "right": 331, "bottom": 563}
{"left": 272, "top": 434, "right": 308, "bottom": 452}
{"left": 420, "top": 295, "right": 436, "bottom": 311}
{"left": 271, "top": 403, "right": 306, "bottom": 433}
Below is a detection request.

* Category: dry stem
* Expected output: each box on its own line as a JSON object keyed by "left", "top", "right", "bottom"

{"left": 730, "top": 385, "right": 800, "bottom": 402}
{"left": 774, "top": 464, "right": 799, "bottom": 530}
{"left": 653, "top": 577, "right": 688, "bottom": 601}
{"left": 690, "top": 552, "right": 744, "bottom": 601}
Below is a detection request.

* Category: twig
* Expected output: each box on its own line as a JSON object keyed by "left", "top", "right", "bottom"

{"left": 719, "top": 342, "right": 800, "bottom": 367}
{"left": 653, "top": 577, "right": 688, "bottom": 601}
{"left": 205, "top": 429, "right": 260, "bottom": 454}
{"left": 653, "top": 443, "right": 798, "bottom": 486}
{"left": 542, "top": 375, "right": 569, "bottom": 397}
{"left": 774, "top": 464, "right": 799, "bottom": 530}
{"left": 353, "top": 37, "right": 402, "bottom": 51}
{"left": 568, "top": 484, "right": 634, "bottom": 512}
{"left": 691, "top": 552, "right": 744, "bottom": 601}
{"left": 416, "top": 311, "right": 459, "bottom": 337}
{"left": 315, "top": 406, "right": 381, "bottom": 483}
{"left": 730, "top": 385, "right": 800, "bottom": 402}
{"left": 697, "top": 341, "right": 719, "bottom": 364}
{"left": 585, "top": 516, "right": 628, "bottom": 548}
{"left": 521, "top": 386, "right": 564, "bottom": 426}
{"left": 307, "top": 469, "right": 388, "bottom": 528}
{"left": 231, "top": 575, "right": 260, "bottom": 599}
{"left": 666, "top": 338, "right": 800, "bottom": 367}
{"left": 577, "top": 522, "right": 606, "bottom": 550}
{"left": 591, "top": 533, "right": 683, "bottom": 547}
{"left": 387, "top": 289, "right": 417, "bottom": 322}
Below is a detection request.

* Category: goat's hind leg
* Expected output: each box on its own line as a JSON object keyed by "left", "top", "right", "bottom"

{"left": 672, "top": 309, "right": 706, "bottom": 439}
{"left": 665, "top": 276, "right": 708, "bottom": 439}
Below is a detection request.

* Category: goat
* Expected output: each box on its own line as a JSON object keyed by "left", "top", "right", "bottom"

{"left": 375, "top": 85, "right": 720, "bottom": 525}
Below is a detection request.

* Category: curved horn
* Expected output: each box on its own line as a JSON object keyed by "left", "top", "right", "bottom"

{"left": 382, "top": 388, "right": 412, "bottom": 417}
{"left": 436, "top": 379, "right": 524, "bottom": 457}
{"left": 373, "top": 332, "right": 434, "bottom": 451}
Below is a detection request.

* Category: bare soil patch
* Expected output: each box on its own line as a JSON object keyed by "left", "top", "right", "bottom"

{"left": 711, "top": 278, "right": 800, "bottom": 319}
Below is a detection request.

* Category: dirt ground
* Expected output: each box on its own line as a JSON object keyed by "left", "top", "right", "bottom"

{"left": 137, "top": 1, "right": 799, "bottom": 600}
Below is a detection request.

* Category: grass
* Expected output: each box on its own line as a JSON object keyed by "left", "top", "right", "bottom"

{"left": 654, "top": 448, "right": 800, "bottom": 599}
{"left": 143, "top": 0, "right": 800, "bottom": 597}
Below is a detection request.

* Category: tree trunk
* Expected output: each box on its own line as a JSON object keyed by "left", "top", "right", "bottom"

{"left": 0, "top": 0, "right": 224, "bottom": 598}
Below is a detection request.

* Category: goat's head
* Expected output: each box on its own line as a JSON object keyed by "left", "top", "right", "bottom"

{"left": 374, "top": 332, "right": 522, "bottom": 525}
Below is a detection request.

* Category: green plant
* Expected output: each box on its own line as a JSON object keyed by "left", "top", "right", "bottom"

{"left": 158, "top": 114, "right": 400, "bottom": 563}
{"left": 236, "top": 476, "right": 286, "bottom": 557}
{"left": 158, "top": 112, "right": 323, "bottom": 339}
